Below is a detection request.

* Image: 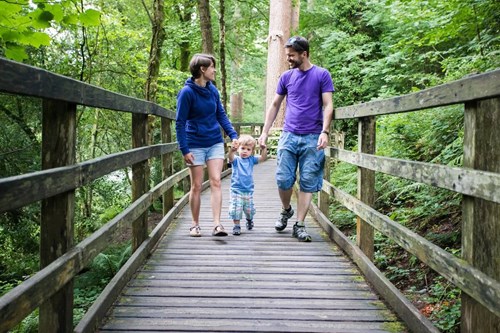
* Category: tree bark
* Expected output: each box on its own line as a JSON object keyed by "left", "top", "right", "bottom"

{"left": 265, "top": 0, "right": 297, "bottom": 127}
{"left": 198, "top": 0, "right": 214, "bottom": 55}
{"left": 230, "top": 91, "right": 243, "bottom": 121}
{"left": 144, "top": 0, "right": 165, "bottom": 188}
{"left": 145, "top": 0, "right": 165, "bottom": 104}
{"left": 174, "top": 2, "right": 193, "bottom": 72}
{"left": 219, "top": 0, "right": 227, "bottom": 110}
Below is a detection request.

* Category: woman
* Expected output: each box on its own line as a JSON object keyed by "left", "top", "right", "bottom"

{"left": 175, "top": 54, "right": 238, "bottom": 237}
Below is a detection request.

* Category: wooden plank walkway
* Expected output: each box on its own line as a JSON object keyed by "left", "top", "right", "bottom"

{"left": 99, "top": 160, "right": 405, "bottom": 333}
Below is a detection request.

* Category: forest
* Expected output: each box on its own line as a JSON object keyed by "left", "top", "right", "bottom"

{"left": 1, "top": 0, "right": 499, "bottom": 332}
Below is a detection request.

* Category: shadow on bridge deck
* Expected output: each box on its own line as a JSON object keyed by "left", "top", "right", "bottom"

{"left": 98, "top": 160, "right": 405, "bottom": 333}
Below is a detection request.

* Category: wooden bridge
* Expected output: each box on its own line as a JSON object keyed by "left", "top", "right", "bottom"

{"left": 98, "top": 161, "right": 405, "bottom": 333}
{"left": 0, "top": 58, "right": 499, "bottom": 333}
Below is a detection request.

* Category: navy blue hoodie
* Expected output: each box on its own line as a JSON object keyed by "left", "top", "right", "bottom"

{"left": 175, "top": 78, "right": 237, "bottom": 155}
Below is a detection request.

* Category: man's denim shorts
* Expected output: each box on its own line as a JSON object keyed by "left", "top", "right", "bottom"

{"left": 276, "top": 131, "right": 325, "bottom": 193}
{"left": 189, "top": 142, "right": 225, "bottom": 166}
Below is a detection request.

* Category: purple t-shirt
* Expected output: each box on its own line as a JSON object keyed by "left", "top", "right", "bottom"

{"left": 276, "top": 65, "right": 334, "bottom": 134}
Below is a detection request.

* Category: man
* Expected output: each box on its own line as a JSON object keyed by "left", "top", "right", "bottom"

{"left": 258, "top": 36, "right": 334, "bottom": 242}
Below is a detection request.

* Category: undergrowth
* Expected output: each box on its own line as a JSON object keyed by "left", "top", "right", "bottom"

{"left": 327, "top": 106, "right": 464, "bottom": 332}
{"left": 10, "top": 243, "right": 131, "bottom": 333}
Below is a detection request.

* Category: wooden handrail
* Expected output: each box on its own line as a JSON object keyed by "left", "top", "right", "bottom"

{"left": 0, "top": 58, "right": 174, "bottom": 118}
{"left": 0, "top": 144, "right": 177, "bottom": 212}
{"left": 1, "top": 60, "right": 499, "bottom": 333}
{"left": 335, "top": 69, "right": 500, "bottom": 119}
{"left": 326, "top": 148, "right": 500, "bottom": 204}
{"left": 318, "top": 68, "right": 500, "bottom": 333}
{"left": 0, "top": 58, "right": 178, "bottom": 332}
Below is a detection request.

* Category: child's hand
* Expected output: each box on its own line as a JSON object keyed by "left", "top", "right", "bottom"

{"left": 231, "top": 139, "right": 239, "bottom": 151}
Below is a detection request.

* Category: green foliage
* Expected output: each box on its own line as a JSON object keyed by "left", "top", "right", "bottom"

{"left": 0, "top": 205, "right": 40, "bottom": 296}
{"left": 0, "top": 1, "right": 102, "bottom": 61}
{"left": 422, "top": 277, "right": 462, "bottom": 332}
{"left": 7, "top": 244, "right": 132, "bottom": 333}
{"left": 75, "top": 244, "right": 133, "bottom": 322}
{"left": 1, "top": 1, "right": 499, "bottom": 332}
{"left": 10, "top": 309, "right": 38, "bottom": 333}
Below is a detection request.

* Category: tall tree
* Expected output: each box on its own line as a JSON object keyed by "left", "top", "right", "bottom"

{"left": 198, "top": 0, "right": 214, "bottom": 54}
{"left": 264, "top": 0, "right": 298, "bottom": 127}
{"left": 144, "top": 0, "right": 166, "bottom": 104}
{"left": 219, "top": 0, "right": 228, "bottom": 110}
{"left": 143, "top": 0, "right": 166, "bottom": 193}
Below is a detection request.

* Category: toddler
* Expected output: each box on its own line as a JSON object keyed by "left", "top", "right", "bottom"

{"left": 228, "top": 134, "right": 267, "bottom": 235}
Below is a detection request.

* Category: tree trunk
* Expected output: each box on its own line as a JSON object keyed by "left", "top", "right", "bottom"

{"left": 292, "top": 1, "right": 300, "bottom": 32}
{"left": 219, "top": 0, "right": 227, "bottom": 110}
{"left": 229, "top": 5, "right": 243, "bottom": 120}
{"left": 144, "top": 0, "right": 165, "bottom": 192}
{"left": 145, "top": 0, "right": 165, "bottom": 104}
{"left": 265, "top": 0, "right": 294, "bottom": 128}
{"left": 307, "top": 0, "right": 315, "bottom": 11}
{"left": 230, "top": 91, "right": 243, "bottom": 121}
{"left": 174, "top": 2, "right": 194, "bottom": 72}
{"left": 198, "top": 0, "right": 214, "bottom": 55}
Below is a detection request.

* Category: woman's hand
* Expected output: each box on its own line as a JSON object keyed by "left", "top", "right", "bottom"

{"left": 184, "top": 152, "right": 195, "bottom": 165}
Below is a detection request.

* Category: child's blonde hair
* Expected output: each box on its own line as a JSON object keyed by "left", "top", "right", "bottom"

{"left": 238, "top": 134, "right": 256, "bottom": 150}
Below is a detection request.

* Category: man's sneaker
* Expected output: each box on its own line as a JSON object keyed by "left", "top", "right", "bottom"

{"left": 293, "top": 222, "right": 312, "bottom": 242}
{"left": 275, "top": 207, "right": 294, "bottom": 231}
{"left": 246, "top": 219, "right": 254, "bottom": 230}
{"left": 232, "top": 224, "right": 241, "bottom": 235}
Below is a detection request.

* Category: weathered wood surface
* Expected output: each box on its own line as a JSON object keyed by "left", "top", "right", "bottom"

{"left": 0, "top": 168, "right": 191, "bottom": 333}
{"left": 322, "top": 180, "right": 500, "bottom": 318}
{"left": 0, "top": 143, "right": 177, "bottom": 213}
{"left": 461, "top": 97, "right": 500, "bottom": 332}
{"left": 310, "top": 203, "right": 439, "bottom": 333}
{"left": 327, "top": 148, "right": 500, "bottom": 204}
{"left": 357, "top": 116, "right": 376, "bottom": 259}
{"left": 0, "top": 58, "right": 174, "bottom": 118}
{"left": 335, "top": 69, "right": 500, "bottom": 119}
{"left": 99, "top": 161, "right": 405, "bottom": 333}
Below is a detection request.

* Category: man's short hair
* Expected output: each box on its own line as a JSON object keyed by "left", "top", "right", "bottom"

{"left": 285, "top": 36, "right": 309, "bottom": 55}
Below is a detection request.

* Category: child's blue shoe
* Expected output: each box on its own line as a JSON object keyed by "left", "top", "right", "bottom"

{"left": 232, "top": 224, "right": 241, "bottom": 235}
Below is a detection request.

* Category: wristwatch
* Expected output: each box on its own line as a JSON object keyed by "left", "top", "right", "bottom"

{"left": 321, "top": 130, "right": 330, "bottom": 135}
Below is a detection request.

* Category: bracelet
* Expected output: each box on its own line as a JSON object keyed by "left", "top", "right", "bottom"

{"left": 321, "top": 130, "right": 330, "bottom": 135}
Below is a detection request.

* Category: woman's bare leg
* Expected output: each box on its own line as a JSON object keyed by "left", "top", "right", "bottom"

{"left": 206, "top": 158, "right": 224, "bottom": 226}
{"left": 189, "top": 165, "right": 204, "bottom": 226}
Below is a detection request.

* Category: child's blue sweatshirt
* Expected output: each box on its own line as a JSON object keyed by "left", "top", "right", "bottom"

{"left": 175, "top": 78, "right": 237, "bottom": 155}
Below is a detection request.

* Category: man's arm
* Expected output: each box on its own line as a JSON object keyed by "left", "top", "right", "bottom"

{"left": 258, "top": 146, "right": 268, "bottom": 163}
{"left": 322, "top": 91, "right": 334, "bottom": 132}
{"left": 258, "top": 94, "right": 285, "bottom": 146}
{"left": 317, "top": 91, "right": 334, "bottom": 149}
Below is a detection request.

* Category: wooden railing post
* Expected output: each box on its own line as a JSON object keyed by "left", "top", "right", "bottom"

{"left": 462, "top": 97, "right": 500, "bottom": 333}
{"left": 132, "top": 113, "right": 148, "bottom": 251}
{"left": 318, "top": 130, "right": 331, "bottom": 216}
{"left": 357, "top": 116, "right": 376, "bottom": 260}
{"left": 162, "top": 118, "right": 174, "bottom": 213}
{"left": 39, "top": 99, "right": 76, "bottom": 332}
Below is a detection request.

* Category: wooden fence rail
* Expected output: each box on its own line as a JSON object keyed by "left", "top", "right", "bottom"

{"left": 1, "top": 58, "right": 499, "bottom": 333}
{"left": 0, "top": 58, "right": 180, "bottom": 333}
{"left": 312, "top": 69, "right": 500, "bottom": 333}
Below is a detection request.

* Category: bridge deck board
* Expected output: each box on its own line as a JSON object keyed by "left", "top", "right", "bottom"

{"left": 99, "top": 160, "right": 405, "bottom": 332}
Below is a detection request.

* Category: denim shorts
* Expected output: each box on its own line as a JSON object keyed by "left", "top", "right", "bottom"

{"left": 276, "top": 131, "right": 325, "bottom": 192}
{"left": 188, "top": 143, "right": 225, "bottom": 166}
